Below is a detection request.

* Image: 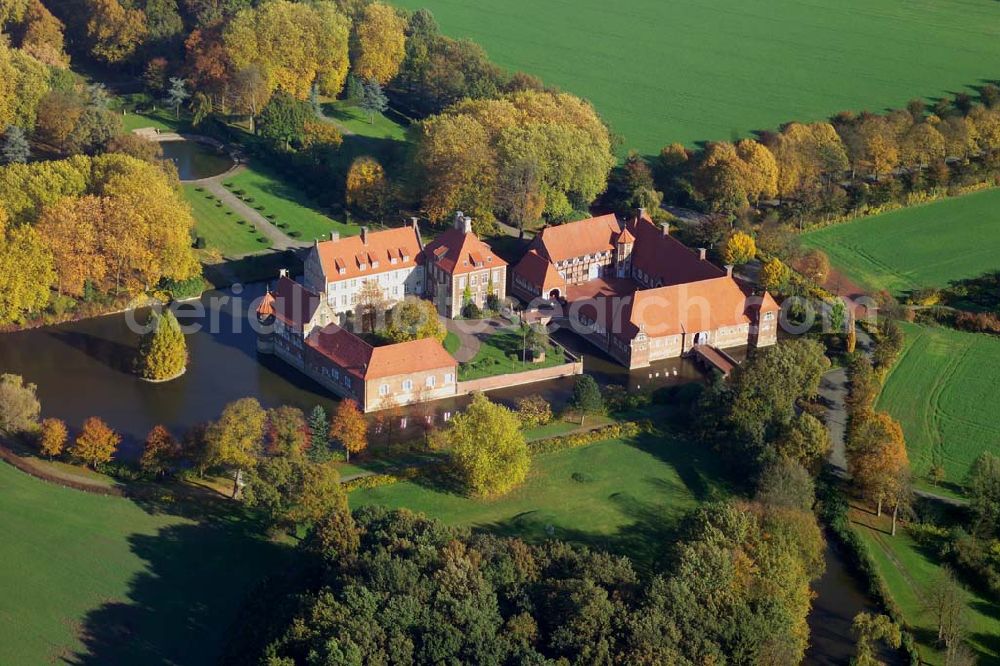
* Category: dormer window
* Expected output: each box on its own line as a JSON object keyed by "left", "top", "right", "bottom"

{"left": 372, "top": 260, "right": 379, "bottom": 269}
{"left": 338, "top": 268, "right": 346, "bottom": 275}
{"left": 391, "top": 257, "right": 398, "bottom": 264}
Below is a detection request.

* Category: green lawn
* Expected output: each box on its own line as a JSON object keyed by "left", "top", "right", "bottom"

{"left": 226, "top": 165, "right": 360, "bottom": 242}
{"left": 350, "top": 429, "right": 727, "bottom": 568}
{"left": 182, "top": 185, "right": 273, "bottom": 256}
{"left": 801, "top": 188, "right": 1000, "bottom": 295}
{"left": 442, "top": 331, "right": 460, "bottom": 355}
{"left": 852, "top": 508, "right": 1000, "bottom": 665}
{"left": 322, "top": 101, "right": 409, "bottom": 141}
{"left": 459, "top": 328, "right": 568, "bottom": 381}
{"left": 877, "top": 322, "right": 1000, "bottom": 492}
{"left": 391, "top": 0, "right": 1000, "bottom": 154}
{"left": 0, "top": 463, "right": 287, "bottom": 664}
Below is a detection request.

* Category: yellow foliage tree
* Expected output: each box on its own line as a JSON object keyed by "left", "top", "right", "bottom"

{"left": 447, "top": 393, "right": 529, "bottom": 497}
{"left": 72, "top": 416, "right": 121, "bottom": 468}
{"left": 38, "top": 417, "right": 68, "bottom": 458}
{"left": 85, "top": 0, "right": 147, "bottom": 64}
{"left": 848, "top": 411, "right": 910, "bottom": 524}
{"left": 0, "top": 41, "right": 50, "bottom": 129}
{"left": 225, "top": 0, "right": 350, "bottom": 100}
{"left": 723, "top": 231, "right": 756, "bottom": 266}
{"left": 36, "top": 195, "right": 105, "bottom": 297}
{"left": 345, "top": 155, "right": 387, "bottom": 219}
{"left": 0, "top": 219, "right": 54, "bottom": 324}
{"left": 351, "top": 2, "right": 406, "bottom": 84}
{"left": 760, "top": 257, "right": 790, "bottom": 291}
{"left": 20, "top": 0, "right": 70, "bottom": 68}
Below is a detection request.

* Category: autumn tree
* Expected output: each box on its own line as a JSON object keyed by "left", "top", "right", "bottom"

{"left": 36, "top": 417, "right": 67, "bottom": 458}
{"left": 723, "top": 231, "right": 756, "bottom": 265}
{"left": 242, "top": 457, "right": 346, "bottom": 533}
{"left": 265, "top": 405, "right": 308, "bottom": 457}
{"left": 0, "top": 373, "right": 40, "bottom": 435}
{"left": 765, "top": 122, "right": 848, "bottom": 199}
{"left": 695, "top": 139, "right": 777, "bottom": 212}
{"left": 851, "top": 613, "right": 901, "bottom": 666}
{"left": 135, "top": 309, "right": 187, "bottom": 381}
{"left": 760, "top": 257, "right": 790, "bottom": 291}
{"left": 85, "top": 0, "right": 148, "bottom": 64}
{"left": 205, "top": 397, "right": 267, "bottom": 497}
{"left": 224, "top": 0, "right": 350, "bottom": 101}
{"left": 777, "top": 412, "right": 830, "bottom": 469}
{"left": 848, "top": 411, "right": 911, "bottom": 529}
{"left": 383, "top": 297, "right": 444, "bottom": 343}
{"left": 350, "top": 2, "right": 406, "bottom": 84}
{"left": 0, "top": 218, "right": 53, "bottom": 323}
{"left": 446, "top": 393, "right": 529, "bottom": 497}
{"left": 355, "top": 278, "right": 387, "bottom": 332}
{"left": 140, "top": 424, "right": 180, "bottom": 477}
{"left": 0, "top": 40, "right": 50, "bottom": 131}
{"left": 345, "top": 155, "right": 388, "bottom": 219}
{"left": 794, "top": 248, "right": 830, "bottom": 284}
{"left": 72, "top": 416, "right": 121, "bottom": 468}
{"left": 515, "top": 394, "right": 552, "bottom": 429}
{"left": 330, "top": 399, "right": 367, "bottom": 462}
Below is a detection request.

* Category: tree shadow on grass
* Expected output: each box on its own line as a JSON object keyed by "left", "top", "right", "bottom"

{"left": 66, "top": 507, "right": 289, "bottom": 666}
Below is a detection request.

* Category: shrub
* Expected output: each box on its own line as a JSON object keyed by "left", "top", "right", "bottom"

{"left": 529, "top": 421, "right": 644, "bottom": 455}
{"left": 194, "top": 236, "right": 207, "bottom": 249}
{"left": 341, "top": 466, "right": 422, "bottom": 492}
{"left": 289, "top": 231, "right": 302, "bottom": 238}
{"left": 516, "top": 395, "right": 553, "bottom": 428}
{"left": 462, "top": 302, "right": 482, "bottom": 319}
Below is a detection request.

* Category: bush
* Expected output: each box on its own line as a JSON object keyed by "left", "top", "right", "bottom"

{"left": 529, "top": 421, "right": 644, "bottom": 455}
{"left": 194, "top": 236, "right": 207, "bottom": 249}
{"left": 462, "top": 302, "right": 482, "bottom": 319}
{"left": 954, "top": 310, "right": 1000, "bottom": 334}
{"left": 516, "top": 395, "right": 553, "bottom": 428}
{"left": 341, "top": 466, "right": 422, "bottom": 492}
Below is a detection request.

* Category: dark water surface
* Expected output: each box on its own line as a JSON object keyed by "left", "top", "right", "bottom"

{"left": 159, "top": 140, "right": 233, "bottom": 180}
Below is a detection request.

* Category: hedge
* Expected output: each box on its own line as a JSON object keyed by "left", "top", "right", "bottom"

{"left": 528, "top": 421, "right": 645, "bottom": 455}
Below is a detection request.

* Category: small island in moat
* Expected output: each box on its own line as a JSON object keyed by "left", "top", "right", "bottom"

{"left": 134, "top": 309, "right": 188, "bottom": 382}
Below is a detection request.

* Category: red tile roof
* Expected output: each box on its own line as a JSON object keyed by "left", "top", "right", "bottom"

{"left": 314, "top": 226, "right": 423, "bottom": 283}
{"left": 534, "top": 214, "right": 622, "bottom": 263}
{"left": 512, "top": 249, "right": 566, "bottom": 295}
{"left": 624, "top": 276, "right": 752, "bottom": 337}
{"left": 271, "top": 276, "right": 321, "bottom": 329}
{"left": 625, "top": 215, "right": 723, "bottom": 287}
{"left": 307, "top": 325, "right": 457, "bottom": 380}
{"left": 422, "top": 227, "right": 506, "bottom": 276}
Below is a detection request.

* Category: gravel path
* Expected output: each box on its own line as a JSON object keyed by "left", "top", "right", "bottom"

{"left": 200, "top": 170, "right": 309, "bottom": 252}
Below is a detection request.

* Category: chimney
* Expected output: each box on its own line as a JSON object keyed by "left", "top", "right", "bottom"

{"left": 360, "top": 227, "right": 368, "bottom": 245}
{"left": 278, "top": 268, "right": 288, "bottom": 278}
{"left": 725, "top": 264, "right": 733, "bottom": 277}
{"left": 638, "top": 207, "right": 647, "bottom": 219}
{"left": 660, "top": 222, "right": 670, "bottom": 236}
{"left": 330, "top": 231, "right": 339, "bottom": 242}
{"left": 698, "top": 248, "right": 707, "bottom": 260}
{"left": 410, "top": 216, "right": 419, "bottom": 229}
{"left": 454, "top": 211, "right": 465, "bottom": 230}
{"left": 462, "top": 216, "right": 473, "bottom": 234}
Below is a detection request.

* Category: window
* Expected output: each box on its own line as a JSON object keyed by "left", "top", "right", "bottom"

{"left": 333, "top": 369, "right": 340, "bottom": 380}
{"left": 470, "top": 274, "right": 477, "bottom": 286}
{"left": 443, "top": 411, "right": 452, "bottom": 421}
{"left": 400, "top": 417, "right": 408, "bottom": 429}
{"left": 444, "top": 372, "right": 454, "bottom": 384}
{"left": 426, "top": 375, "right": 436, "bottom": 388}
{"left": 764, "top": 311, "right": 775, "bottom": 321}
{"left": 379, "top": 383, "right": 389, "bottom": 396}
{"left": 402, "top": 379, "right": 413, "bottom": 392}
{"left": 458, "top": 276, "right": 466, "bottom": 289}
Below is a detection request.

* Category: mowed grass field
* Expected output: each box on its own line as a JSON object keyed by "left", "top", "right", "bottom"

{"left": 391, "top": 0, "right": 1000, "bottom": 154}
{"left": 0, "top": 463, "right": 287, "bottom": 664}
{"left": 852, "top": 508, "right": 1000, "bottom": 664}
{"left": 182, "top": 185, "right": 273, "bottom": 256}
{"left": 877, "top": 322, "right": 1000, "bottom": 490}
{"left": 225, "top": 165, "right": 360, "bottom": 242}
{"left": 801, "top": 188, "right": 1000, "bottom": 295}
{"left": 350, "top": 430, "right": 727, "bottom": 569}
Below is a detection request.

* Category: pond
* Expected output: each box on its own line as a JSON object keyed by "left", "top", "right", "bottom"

{"left": 159, "top": 139, "right": 233, "bottom": 181}
{"left": 0, "top": 282, "right": 704, "bottom": 454}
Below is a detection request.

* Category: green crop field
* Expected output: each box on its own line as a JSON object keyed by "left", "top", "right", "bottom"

{"left": 801, "top": 188, "right": 1000, "bottom": 295}
{"left": 182, "top": 185, "right": 273, "bottom": 256}
{"left": 391, "top": 0, "right": 1000, "bottom": 154}
{"left": 350, "top": 429, "right": 727, "bottom": 568}
{"left": 877, "top": 322, "right": 1000, "bottom": 491}
{"left": 0, "top": 463, "right": 287, "bottom": 664}
{"left": 852, "top": 508, "right": 1000, "bottom": 664}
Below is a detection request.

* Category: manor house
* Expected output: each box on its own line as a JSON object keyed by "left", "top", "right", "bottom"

{"left": 511, "top": 211, "right": 779, "bottom": 369}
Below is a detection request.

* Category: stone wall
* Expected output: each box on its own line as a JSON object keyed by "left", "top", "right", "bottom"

{"left": 456, "top": 360, "right": 583, "bottom": 395}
